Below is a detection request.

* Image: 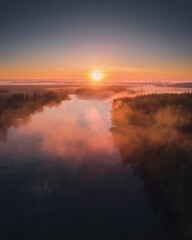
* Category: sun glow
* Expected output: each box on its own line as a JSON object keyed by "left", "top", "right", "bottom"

{"left": 90, "top": 71, "right": 105, "bottom": 81}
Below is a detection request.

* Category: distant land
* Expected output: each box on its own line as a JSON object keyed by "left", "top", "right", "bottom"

{"left": 0, "top": 80, "right": 192, "bottom": 87}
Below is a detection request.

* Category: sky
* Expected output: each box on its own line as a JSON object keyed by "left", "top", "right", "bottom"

{"left": 0, "top": 0, "right": 192, "bottom": 81}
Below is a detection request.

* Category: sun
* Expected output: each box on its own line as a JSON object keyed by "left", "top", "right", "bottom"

{"left": 90, "top": 71, "right": 104, "bottom": 81}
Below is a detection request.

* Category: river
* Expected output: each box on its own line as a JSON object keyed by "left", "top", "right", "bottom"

{"left": 0, "top": 95, "right": 177, "bottom": 239}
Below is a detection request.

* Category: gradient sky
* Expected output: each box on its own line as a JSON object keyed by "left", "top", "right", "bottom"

{"left": 1, "top": 0, "right": 192, "bottom": 81}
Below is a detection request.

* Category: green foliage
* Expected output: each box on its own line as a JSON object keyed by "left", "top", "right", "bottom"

{"left": 0, "top": 91, "right": 69, "bottom": 142}
{"left": 114, "top": 92, "right": 192, "bottom": 112}
{"left": 111, "top": 93, "right": 192, "bottom": 239}
{"left": 0, "top": 91, "right": 65, "bottom": 113}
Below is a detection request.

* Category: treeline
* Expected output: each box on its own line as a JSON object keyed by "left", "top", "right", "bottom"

{"left": 76, "top": 85, "right": 129, "bottom": 94}
{"left": 75, "top": 85, "right": 135, "bottom": 100}
{"left": 111, "top": 93, "right": 192, "bottom": 239}
{"left": 117, "top": 93, "right": 192, "bottom": 113}
{"left": 0, "top": 88, "right": 9, "bottom": 93}
{"left": 0, "top": 91, "right": 68, "bottom": 114}
{"left": 0, "top": 91, "right": 69, "bottom": 141}
{"left": 113, "top": 93, "right": 192, "bottom": 132}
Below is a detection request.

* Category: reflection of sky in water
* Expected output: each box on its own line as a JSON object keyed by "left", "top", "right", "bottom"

{"left": 0, "top": 95, "right": 121, "bottom": 170}
{"left": 0, "top": 95, "right": 171, "bottom": 239}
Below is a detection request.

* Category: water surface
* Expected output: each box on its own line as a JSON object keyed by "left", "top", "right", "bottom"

{"left": 0, "top": 95, "right": 176, "bottom": 239}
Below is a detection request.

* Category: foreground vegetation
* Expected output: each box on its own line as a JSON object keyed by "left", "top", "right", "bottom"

{"left": 0, "top": 90, "right": 69, "bottom": 141}
{"left": 111, "top": 93, "right": 192, "bottom": 239}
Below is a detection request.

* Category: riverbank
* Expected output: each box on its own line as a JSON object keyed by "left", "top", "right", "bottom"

{"left": 0, "top": 90, "right": 70, "bottom": 141}
{"left": 111, "top": 93, "right": 192, "bottom": 239}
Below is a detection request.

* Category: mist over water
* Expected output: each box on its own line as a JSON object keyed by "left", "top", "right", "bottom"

{"left": 0, "top": 95, "right": 178, "bottom": 239}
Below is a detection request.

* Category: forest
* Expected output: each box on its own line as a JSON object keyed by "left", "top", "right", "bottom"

{"left": 0, "top": 90, "right": 69, "bottom": 141}
{"left": 75, "top": 85, "right": 135, "bottom": 99}
{"left": 111, "top": 93, "right": 192, "bottom": 239}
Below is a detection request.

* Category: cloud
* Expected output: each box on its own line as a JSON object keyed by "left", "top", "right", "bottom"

{"left": 57, "top": 68, "right": 65, "bottom": 71}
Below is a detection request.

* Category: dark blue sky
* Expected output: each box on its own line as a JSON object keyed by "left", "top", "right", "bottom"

{"left": 1, "top": 0, "right": 192, "bottom": 81}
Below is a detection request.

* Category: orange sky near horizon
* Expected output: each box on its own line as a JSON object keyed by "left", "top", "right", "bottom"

{"left": 1, "top": 0, "right": 192, "bottom": 83}
{"left": 1, "top": 62, "right": 192, "bottom": 82}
